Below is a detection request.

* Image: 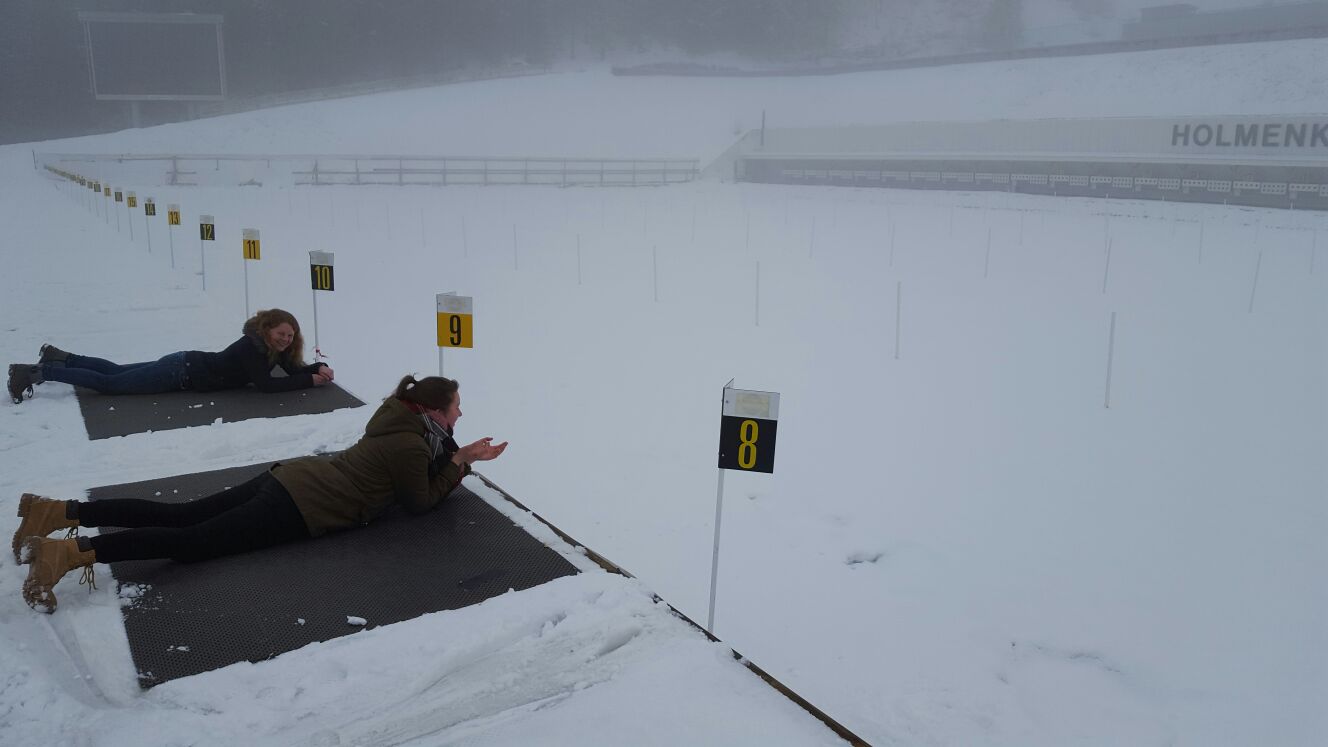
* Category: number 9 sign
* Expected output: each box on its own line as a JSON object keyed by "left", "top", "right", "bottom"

{"left": 436, "top": 294, "right": 474, "bottom": 349}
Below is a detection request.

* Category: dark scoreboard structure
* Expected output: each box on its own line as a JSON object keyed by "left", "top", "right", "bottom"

{"left": 78, "top": 12, "right": 226, "bottom": 102}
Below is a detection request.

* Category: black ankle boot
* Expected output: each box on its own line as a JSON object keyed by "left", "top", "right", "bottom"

{"left": 8, "top": 364, "right": 41, "bottom": 404}
{"left": 38, "top": 344, "right": 69, "bottom": 367}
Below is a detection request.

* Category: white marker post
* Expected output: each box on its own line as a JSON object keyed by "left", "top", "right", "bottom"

{"left": 984, "top": 226, "right": 992, "bottom": 278}
{"left": 754, "top": 261, "right": 761, "bottom": 327}
{"left": 435, "top": 293, "right": 474, "bottom": 377}
{"left": 309, "top": 251, "right": 335, "bottom": 360}
{"left": 143, "top": 198, "right": 155, "bottom": 254}
{"left": 125, "top": 191, "right": 136, "bottom": 241}
{"left": 1104, "top": 311, "right": 1117, "bottom": 409}
{"left": 1249, "top": 249, "right": 1263, "bottom": 314}
{"left": 199, "top": 215, "right": 216, "bottom": 290}
{"left": 710, "top": 382, "right": 780, "bottom": 634}
{"left": 895, "top": 280, "right": 903, "bottom": 360}
{"left": 113, "top": 188, "right": 122, "bottom": 232}
{"left": 167, "top": 204, "right": 181, "bottom": 269}
{"left": 241, "top": 228, "right": 261, "bottom": 318}
{"left": 1102, "top": 238, "right": 1114, "bottom": 294}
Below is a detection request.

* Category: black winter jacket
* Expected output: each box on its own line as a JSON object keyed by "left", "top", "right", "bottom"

{"left": 183, "top": 328, "right": 325, "bottom": 393}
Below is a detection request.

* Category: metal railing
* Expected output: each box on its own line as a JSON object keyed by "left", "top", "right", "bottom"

{"left": 36, "top": 153, "right": 701, "bottom": 189}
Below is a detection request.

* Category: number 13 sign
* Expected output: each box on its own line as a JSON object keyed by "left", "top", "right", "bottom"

{"left": 717, "top": 386, "right": 779, "bottom": 473}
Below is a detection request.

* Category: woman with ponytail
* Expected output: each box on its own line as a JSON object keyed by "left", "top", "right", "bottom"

{"left": 15, "top": 374, "right": 507, "bottom": 613}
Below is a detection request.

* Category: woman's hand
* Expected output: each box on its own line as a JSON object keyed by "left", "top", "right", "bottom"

{"left": 319, "top": 366, "right": 335, "bottom": 380}
{"left": 312, "top": 371, "right": 333, "bottom": 386}
{"left": 453, "top": 437, "right": 508, "bottom": 465}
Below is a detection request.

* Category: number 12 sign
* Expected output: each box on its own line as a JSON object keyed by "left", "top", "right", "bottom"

{"left": 717, "top": 386, "right": 779, "bottom": 473}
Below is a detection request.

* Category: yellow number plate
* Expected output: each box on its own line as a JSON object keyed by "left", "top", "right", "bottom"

{"left": 436, "top": 313, "right": 474, "bottom": 348}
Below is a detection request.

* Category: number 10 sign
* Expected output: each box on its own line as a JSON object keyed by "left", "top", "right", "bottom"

{"left": 717, "top": 386, "right": 779, "bottom": 473}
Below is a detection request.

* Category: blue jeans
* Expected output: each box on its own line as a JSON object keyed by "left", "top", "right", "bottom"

{"left": 42, "top": 351, "right": 189, "bottom": 395}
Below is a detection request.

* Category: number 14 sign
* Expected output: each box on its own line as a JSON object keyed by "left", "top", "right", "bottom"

{"left": 717, "top": 385, "right": 779, "bottom": 473}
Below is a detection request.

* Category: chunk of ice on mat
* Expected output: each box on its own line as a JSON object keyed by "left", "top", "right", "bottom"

{"left": 346, "top": 616, "right": 367, "bottom": 627}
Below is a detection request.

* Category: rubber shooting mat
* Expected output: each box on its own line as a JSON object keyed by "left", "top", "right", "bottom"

{"left": 75, "top": 383, "right": 365, "bottom": 440}
{"left": 89, "top": 462, "right": 580, "bottom": 688}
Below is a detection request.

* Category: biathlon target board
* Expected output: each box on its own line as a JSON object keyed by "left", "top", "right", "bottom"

{"left": 127, "top": 192, "right": 138, "bottom": 208}
{"left": 115, "top": 190, "right": 123, "bottom": 203}
{"left": 145, "top": 200, "right": 156, "bottom": 216}
{"left": 717, "top": 387, "right": 780, "bottom": 473}
{"left": 200, "top": 216, "right": 215, "bottom": 241}
{"left": 168, "top": 205, "right": 181, "bottom": 225}
{"left": 310, "top": 251, "right": 334, "bottom": 291}
{"left": 436, "top": 294, "right": 474, "bottom": 349}
{"left": 242, "top": 228, "right": 260, "bottom": 260}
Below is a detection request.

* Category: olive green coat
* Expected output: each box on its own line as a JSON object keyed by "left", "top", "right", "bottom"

{"left": 271, "top": 398, "right": 469, "bottom": 537}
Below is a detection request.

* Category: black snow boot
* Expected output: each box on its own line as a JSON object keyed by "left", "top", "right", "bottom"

{"left": 8, "top": 364, "right": 42, "bottom": 404}
{"left": 38, "top": 344, "right": 70, "bottom": 367}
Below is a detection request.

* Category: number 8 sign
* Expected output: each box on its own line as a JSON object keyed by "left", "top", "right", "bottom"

{"left": 717, "top": 386, "right": 779, "bottom": 473}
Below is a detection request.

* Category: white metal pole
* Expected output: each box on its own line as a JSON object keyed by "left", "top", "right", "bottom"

{"left": 169, "top": 225, "right": 176, "bottom": 269}
{"left": 201, "top": 234, "right": 207, "bottom": 290}
{"left": 984, "top": 227, "right": 992, "bottom": 278}
{"left": 754, "top": 261, "right": 760, "bottom": 327}
{"left": 1248, "top": 249, "right": 1263, "bottom": 314}
{"left": 438, "top": 347, "right": 445, "bottom": 378}
{"left": 895, "top": 281, "right": 902, "bottom": 360}
{"left": 1102, "top": 238, "right": 1114, "bottom": 294}
{"left": 312, "top": 287, "right": 320, "bottom": 355}
{"left": 243, "top": 260, "right": 250, "bottom": 319}
{"left": 127, "top": 203, "right": 133, "bottom": 241}
{"left": 1104, "top": 311, "right": 1117, "bottom": 409}
{"left": 706, "top": 462, "right": 727, "bottom": 630}
{"left": 145, "top": 213, "right": 151, "bottom": 253}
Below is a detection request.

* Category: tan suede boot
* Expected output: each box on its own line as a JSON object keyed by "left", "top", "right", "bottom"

{"left": 22, "top": 537, "right": 97, "bottom": 614}
{"left": 13, "top": 493, "right": 78, "bottom": 564}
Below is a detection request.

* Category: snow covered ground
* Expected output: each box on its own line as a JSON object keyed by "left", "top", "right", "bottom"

{"left": 2, "top": 40, "right": 1326, "bottom": 745}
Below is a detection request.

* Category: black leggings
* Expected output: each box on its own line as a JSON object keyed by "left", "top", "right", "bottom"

{"left": 82, "top": 472, "right": 310, "bottom": 563}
